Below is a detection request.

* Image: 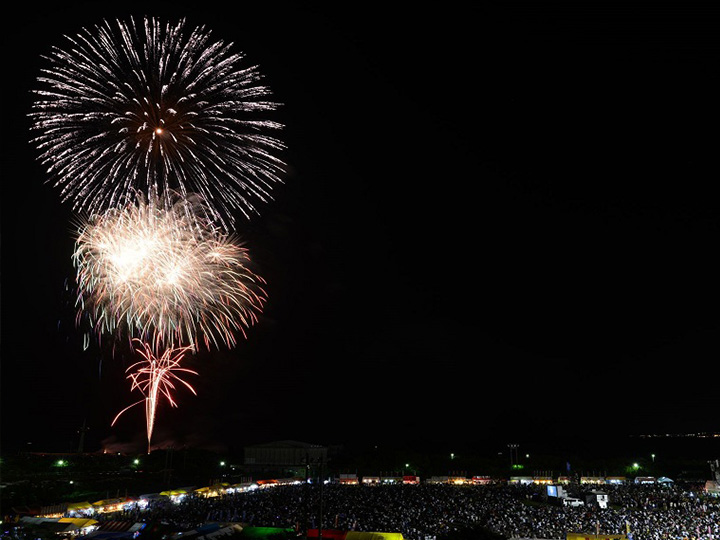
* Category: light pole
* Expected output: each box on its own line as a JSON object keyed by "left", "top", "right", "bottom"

{"left": 318, "top": 456, "right": 324, "bottom": 540}
{"left": 303, "top": 453, "right": 310, "bottom": 538}
{"left": 508, "top": 444, "right": 519, "bottom": 469}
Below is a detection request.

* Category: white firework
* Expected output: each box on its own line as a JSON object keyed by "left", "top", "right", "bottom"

{"left": 30, "top": 16, "right": 286, "bottom": 231}
{"left": 72, "top": 193, "right": 267, "bottom": 351}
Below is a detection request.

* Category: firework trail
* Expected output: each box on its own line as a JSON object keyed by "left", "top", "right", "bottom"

{"left": 72, "top": 193, "right": 267, "bottom": 353}
{"left": 112, "top": 340, "right": 197, "bottom": 450}
{"left": 30, "top": 16, "right": 286, "bottom": 231}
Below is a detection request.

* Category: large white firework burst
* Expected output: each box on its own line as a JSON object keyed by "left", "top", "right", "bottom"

{"left": 30, "top": 16, "right": 286, "bottom": 231}
{"left": 72, "top": 193, "right": 267, "bottom": 351}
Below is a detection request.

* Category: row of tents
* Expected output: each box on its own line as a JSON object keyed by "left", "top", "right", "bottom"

{"left": 10, "top": 481, "right": 268, "bottom": 520}
{"left": 12, "top": 518, "right": 405, "bottom": 540}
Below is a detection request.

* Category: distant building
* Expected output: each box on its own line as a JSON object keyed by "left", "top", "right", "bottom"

{"left": 243, "top": 440, "right": 328, "bottom": 478}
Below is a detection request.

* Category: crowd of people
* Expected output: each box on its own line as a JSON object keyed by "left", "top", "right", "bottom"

{"left": 102, "top": 481, "right": 720, "bottom": 540}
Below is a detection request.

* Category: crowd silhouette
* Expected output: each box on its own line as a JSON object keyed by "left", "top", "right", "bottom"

{"left": 98, "top": 481, "right": 720, "bottom": 540}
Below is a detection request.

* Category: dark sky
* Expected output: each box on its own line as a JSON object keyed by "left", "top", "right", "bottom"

{"left": 2, "top": 3, "right": 719, "bottom": 455}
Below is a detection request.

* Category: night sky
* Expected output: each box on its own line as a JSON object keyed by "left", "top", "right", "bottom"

{"left": 2, "top": 3, "right": 719, "bottom": 455}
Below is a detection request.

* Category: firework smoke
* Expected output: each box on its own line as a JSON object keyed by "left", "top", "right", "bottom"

{"left": 30, "top": 16, "right": 286, "bottom": 231}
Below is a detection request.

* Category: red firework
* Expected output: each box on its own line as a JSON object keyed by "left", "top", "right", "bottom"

{"left": 112, "top": 340, "right": 198, "bottom": 451}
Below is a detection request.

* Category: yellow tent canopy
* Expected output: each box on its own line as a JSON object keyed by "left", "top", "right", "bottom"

{"left": 345, "top": 533, "right": 405, "bottom": 540}
{"left": 159, "top": 489, "right": 188, "bottom": 497}
{"left": 58, "top": 518, "right": 98, "bottom": 529}
{"left": 195, "top": 483, "right": 230, "bottom": 492}
{"left": 91, "top": 498, "right": 126, "bottom": 507}
{"left": 67, "top": 502, "right": 93, "bottom": 511}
